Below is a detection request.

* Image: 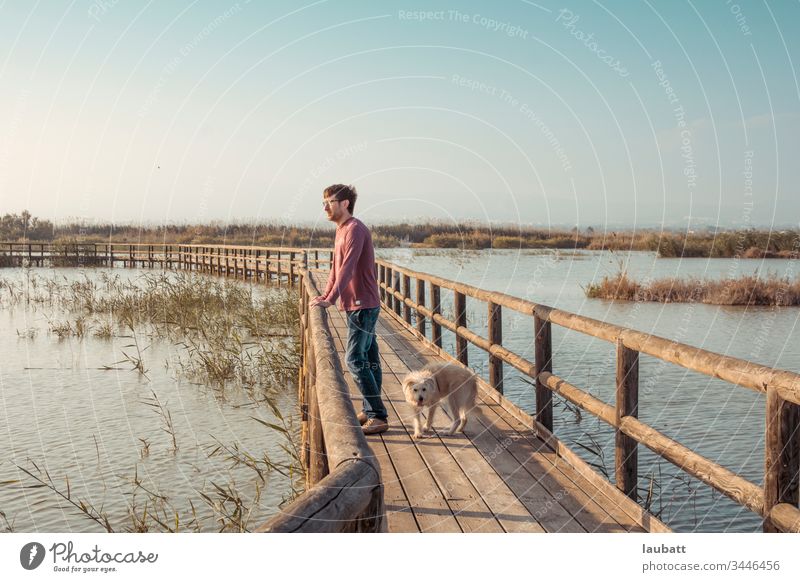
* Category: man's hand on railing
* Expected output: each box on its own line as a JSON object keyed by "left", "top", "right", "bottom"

{"left": 309, "top": 296, "right": 332, "bottom": 309}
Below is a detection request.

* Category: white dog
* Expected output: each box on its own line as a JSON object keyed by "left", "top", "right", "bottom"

{"left": 402, "top": 363, "right": 478, "bottom": 439}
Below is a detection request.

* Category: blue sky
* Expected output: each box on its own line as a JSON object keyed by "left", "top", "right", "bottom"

{"left": 0, "top": 0, "right": 798, "bottom": 228}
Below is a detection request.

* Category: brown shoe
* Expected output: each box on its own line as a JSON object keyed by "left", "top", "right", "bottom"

{"left": 362, "top": 417, "right": 389, "bottom": 435}
{"left": 356, "top": 411, "right": 368, "bottom": 425}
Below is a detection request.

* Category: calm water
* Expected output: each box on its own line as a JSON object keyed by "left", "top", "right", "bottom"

{"left": 377, "top": 248, "right": 800, "bottom": 532}
{"left": 0, "top": 268, "right": 299, "bottom": 533}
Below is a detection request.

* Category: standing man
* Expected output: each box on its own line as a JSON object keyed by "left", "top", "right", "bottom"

{"left": 309, "top": 184, "right": 388, "bottom": 435}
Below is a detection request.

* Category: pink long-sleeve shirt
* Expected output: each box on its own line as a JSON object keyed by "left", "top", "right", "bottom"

{"left": 321, "top": 217, "right": 380, "bottom": 311}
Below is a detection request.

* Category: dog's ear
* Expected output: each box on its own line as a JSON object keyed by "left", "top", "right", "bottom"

{"left": 401, "top": 380, "right": 413, "bottom": 402}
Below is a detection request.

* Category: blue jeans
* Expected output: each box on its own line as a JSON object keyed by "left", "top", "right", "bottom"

{"left": 345, "top": 307, "right": 386, "bottom": 420}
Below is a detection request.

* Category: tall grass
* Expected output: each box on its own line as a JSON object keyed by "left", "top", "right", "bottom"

{"left": 3, "top": 209, "right": 800, "bottom": 257}
{"left": 585, "top": 271, "right": 800, "bottom": 306}
{"left": 0, "top": 270, "right": 300, "bottom": 389}
{"left": 1, "top": 269, "right": 303, "bottom": 532}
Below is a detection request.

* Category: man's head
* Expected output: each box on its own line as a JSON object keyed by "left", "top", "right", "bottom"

{"left": 323, "top": 184, "right": 357, "bottom": 224}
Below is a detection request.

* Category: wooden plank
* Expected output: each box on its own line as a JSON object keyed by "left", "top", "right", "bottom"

{"left": 326, "top": 311, "right": 462, "bottom": 533}
{"left": 475, "top": 406, "right": 638, "bottom": 532}
{"left": 376, "top": 322, "right": 579, "bottom": 533}
{"left": 379, "top": 304, "right": 667, "bottom": 532}
{"left": 328, "top": 311, "right": 503, "bottom": 533}
{"left": 379, "top": 316, "right": 642, "bottom": 533}
{"left": 373, "top": 340, "right": 537, "bottom": 533}
{"left": 376, "top": 353, "right": 505, "bottom": 532}
{"left": 326, "top": 313, "right": 474, "bottom": 533}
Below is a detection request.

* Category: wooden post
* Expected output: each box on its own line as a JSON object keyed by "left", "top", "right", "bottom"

{"left": 416, "top": 279, "right": 426, "bottom": 336}
{"left": 488, "top": 301, "right": 503, "bottom": 394}
{"left": 299, "top": 291, "right": 310, "bottom": 473}
{"left": 385, "top": 267, "right": 392, "bottom": 309}
{"left": 378, "top": 265, "right": 385, "bottom": 303}
{"left": 430, "top": 284, "right": 442, "bottom": 348}
{"left": 289, "top": 251, "right": 296, "bottom": 287}
{"left": 307, "top": 361, "right": 328, "bottom": 486}
{"left": 615, "top": 339, "right": 639, "bottom": 501}
{"left": 402, "top": 275, "right": 411, "bottom": 325}
{"left": 454, "top": 291, "right": 468, "bottom": 366}
{"left": 534, "top": 313, "right": 553, "bottom": 431}
{"left": 392, "top": 271, "right": 401, "bottom": 316}
{"left": 764, "top": 388, "right": 800, "bottom": 532}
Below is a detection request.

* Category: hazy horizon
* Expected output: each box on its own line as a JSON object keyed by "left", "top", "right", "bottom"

{"left": 1, "top": 1, "right": 798, "bottom": 230}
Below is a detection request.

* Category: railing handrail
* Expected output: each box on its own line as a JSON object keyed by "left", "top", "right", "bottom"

{"left": 374, "top": 259, "right": 800, "bottom": 405}
{"left": 259, "top": 268, "right": 383, "bottom": 532}
{"left": 0, "top": 241, "right": 313, "bottom": 253}
{"left": 375, "top": 258, "right": 800, "bottom": 533}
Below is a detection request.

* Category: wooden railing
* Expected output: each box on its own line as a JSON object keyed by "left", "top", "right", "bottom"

{"left": 258, "top": 269, "right": 384, "bottom": 532}
{"left": 0, "top": 242, "right": 333, "bottom": 286}
{"left": 375, "top": 258, "right": 800, "bottom": 533}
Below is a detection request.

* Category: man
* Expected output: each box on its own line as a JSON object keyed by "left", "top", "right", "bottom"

{"left": 309, "top": 184, "right": 388, "bottom": 435}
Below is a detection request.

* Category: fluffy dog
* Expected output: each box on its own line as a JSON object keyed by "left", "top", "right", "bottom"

{"left": 402, "top": 363, "right": 478, "bottom": 439}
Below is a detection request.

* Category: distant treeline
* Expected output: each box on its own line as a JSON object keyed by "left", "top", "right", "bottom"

{"left": 2, "top": 211, "right": 798, "bottom": 258}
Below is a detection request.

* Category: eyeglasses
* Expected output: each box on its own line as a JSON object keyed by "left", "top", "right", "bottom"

{"left": 322, "top": 198, "right": 342, "bottom": 208}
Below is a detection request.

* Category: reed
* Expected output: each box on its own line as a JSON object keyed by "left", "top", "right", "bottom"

{"left": 0, "top": 509, "right": 15, "bottom": 532}
{"left": 141, "top": 390, "right": 178, "bottom": 452}
{"left": 7, "top": 209, "right": 798, "bottom": 257}
{"left": 15, "top": 461, "right": 114, "bottom": 532}
{"left": 1, "top": 269, "right": 303, "bottom": 532}
{"left": 585, "top": 271, "right": 800, "bottom": 306}
{"left": 16, "top": 327, "right": 38, "bottom": 339}
{"left": 0, "top": 270, "right": 301, "bottom": 388}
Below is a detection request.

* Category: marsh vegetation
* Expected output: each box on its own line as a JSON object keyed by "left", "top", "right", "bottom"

{"left": 0, "top": 269, "right": 302, "bottom": 532}
{"left": 3, "top": 210, "right": 799, "bottom": 258}
{"left": 585, "top": 271, "right": 800, "bottom": 306}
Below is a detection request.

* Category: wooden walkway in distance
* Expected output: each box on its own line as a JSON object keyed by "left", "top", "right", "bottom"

{"left": 326, "top": 306, "right": 659, "bottom": 533}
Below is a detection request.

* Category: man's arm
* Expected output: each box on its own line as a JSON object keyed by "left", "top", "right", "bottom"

{"left": 318, "top": 253, "right": 337, "bottom": 301}
{"left": 310, "top": 227, "right": 364, "bottom": 308}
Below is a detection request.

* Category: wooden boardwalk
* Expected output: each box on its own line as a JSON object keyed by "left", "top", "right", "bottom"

{"left": 326, "top": 305, "right": 657, "bottom": 533}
